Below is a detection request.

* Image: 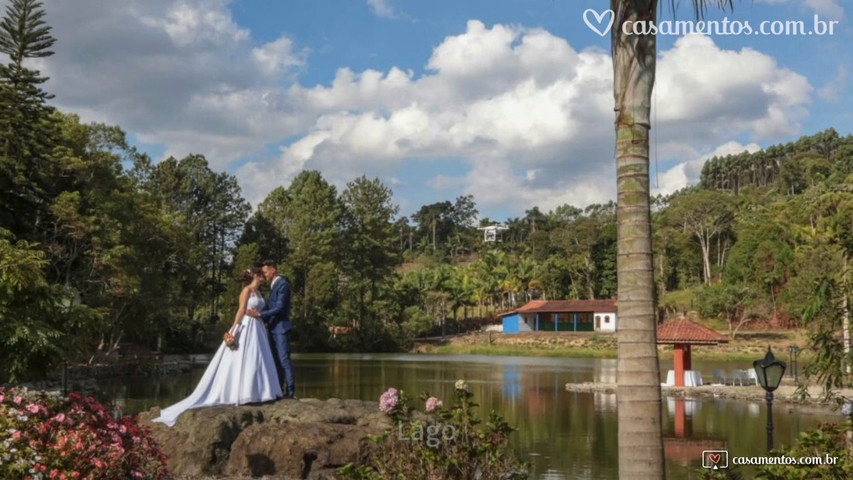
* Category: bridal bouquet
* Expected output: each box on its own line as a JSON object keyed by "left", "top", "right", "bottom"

{"left": 224, "top": 331, "right": 239, "bottom": 350}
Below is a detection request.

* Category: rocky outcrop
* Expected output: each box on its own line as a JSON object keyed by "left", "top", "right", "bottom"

{"left": 139, "top": 398, "right": 393, "bottom": 479}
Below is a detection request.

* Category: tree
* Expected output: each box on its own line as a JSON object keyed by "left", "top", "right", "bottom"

{"left": 272, "top": 171, "right": 343, "bottom": 329}
{"left": 724, "top": 212, "right": 794, "bottom": 319}
{"left": 140, "top": 154, "right": 250, "bottom": 326}
{"left": 340, "top": 176, "right": 401, "bottom": 329}
{"left": 448, "top": 194, "right": 479, "bottom": 258}
{"left": 0, "top": 0, "right": 57, "bottom": 239}
{"left": 695, "top": 282, "right": 756, "bottom": 338}
{"left": 411, "top": 201, "right": 454, "bottom": 254}
{"left": 611, "top": 1, "right": 734, "bottom": 478}
{"left": 0, "top": 229, "right": 61, "bottom": 382}
{"left": 666, "top": 190, "right": 736, "bottom": 284}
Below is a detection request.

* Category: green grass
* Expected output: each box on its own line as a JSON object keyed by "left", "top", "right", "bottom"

{"left": 433, "top": 344, "right": 617, "bottom": 359}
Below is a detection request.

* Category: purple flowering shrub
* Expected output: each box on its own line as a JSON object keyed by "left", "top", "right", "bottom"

{"left": 340, "top": 381, "right": 528, "bottom": 479}
{"left": 0, "top": 387, "right": 170, "bottom": 480}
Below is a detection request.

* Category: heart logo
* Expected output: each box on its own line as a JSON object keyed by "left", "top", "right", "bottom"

{"left": 709, "top": 453, "right": 721, "bottom": 464}
{"left": 583, "top": 9, "right": 614, "bottom": 37}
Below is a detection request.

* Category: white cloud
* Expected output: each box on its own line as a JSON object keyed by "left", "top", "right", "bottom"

{"left": 366, "top": 0, "right": 397, "bottom": 19}
{"left": 22, "top": 0, "right": 308, "bottom": 170}
{"left": 251, "top": 29, "right": 810, "bottom": 213}
{"left": 805, "top": 0, "right": 844, "bottom": 19}
{"left": 652, "top": 141, "right": 762, "bottom": 197}
{"left": 140, "top": 1, "right": 248, "bottom": 47}
{"left": 819, "top": 65, "right": 849, "bottom": 101}
{"left": 16, "top": 2, "right": 816, "bottom": 217}
{"left": 252, "top": 37, "right": 306, "bottom": 77}
{"left": 655, "top": 35, "right": 811, "bottom": 141}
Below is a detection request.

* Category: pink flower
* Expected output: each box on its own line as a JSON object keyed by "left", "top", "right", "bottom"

{"left": 425, "top": 396, "right": 443, "bottom": 413}
{"left": 13, "top": 395, "right": 22, "bottom": 404}
{"left": 379, "top": 387, "right": 399, "bottom": 415}
{"left": 27, "top": 403, "right": 40, "bottom": 414}
{"left": 54, "top": 413, "right": 66, "bottom": 423}
{"left": 0, "top": 393, "right": 5, "bottom": 402}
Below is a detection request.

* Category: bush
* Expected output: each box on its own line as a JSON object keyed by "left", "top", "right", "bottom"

{"left": 0, "top": 387, "right": 170, "bottom": 480}
{"left": 340, "top": 380, "right": 528, "bottom": 480}
{"left": 754, "top": 421, "right": 853, "bottom": 479}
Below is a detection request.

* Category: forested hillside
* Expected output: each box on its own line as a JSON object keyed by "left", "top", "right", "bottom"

{"left": 2, "top": 0, "right": 852, "bottom": 383}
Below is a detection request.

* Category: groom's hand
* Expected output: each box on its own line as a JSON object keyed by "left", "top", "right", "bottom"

{"left": 246, "top": 308, "right": 260, "bottom": 317}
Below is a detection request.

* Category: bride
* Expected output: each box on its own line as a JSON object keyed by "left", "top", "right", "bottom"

{"left": 152, "top": 268, "right": 283, "bottom": 427}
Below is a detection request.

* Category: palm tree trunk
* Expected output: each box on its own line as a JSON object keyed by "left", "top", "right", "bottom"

{"left": 844, "top": 253, "right": 850, "bottom": 374}
{"left": 612, "top": 1, "right": 665, "bottom": 478}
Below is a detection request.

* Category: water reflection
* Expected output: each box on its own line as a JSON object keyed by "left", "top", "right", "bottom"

{"left": 99, "top": 354, "right": 835, "bottom": 480}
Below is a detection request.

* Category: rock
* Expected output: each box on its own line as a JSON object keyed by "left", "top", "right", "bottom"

{"left": 139, "top": 398, "right": 393, "bottom": 479}
{"left": 225, "top": 422, "right": 374, "bottom": 479}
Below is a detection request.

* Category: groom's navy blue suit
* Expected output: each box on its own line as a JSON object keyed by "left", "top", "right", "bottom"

{"left": 260, "top": 276, "right": 295, "bottom": 397}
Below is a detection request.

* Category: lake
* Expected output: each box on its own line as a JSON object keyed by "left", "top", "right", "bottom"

{"left": 102, "top": 354, "right": 837, "bottom": 479}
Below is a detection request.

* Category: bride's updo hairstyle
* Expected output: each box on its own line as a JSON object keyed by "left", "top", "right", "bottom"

{"left": 239, "top": 267, "right": 262, "bottom": 286}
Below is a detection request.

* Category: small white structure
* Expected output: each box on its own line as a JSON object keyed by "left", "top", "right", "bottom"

{"left": 478, "top": 224, "right": 508, "bottom": 242}
{"left": 500, "top": 300, "right": 618, "bottom": 333}
{"left": 594, "top": 312, "right": 618, "bottom": 332}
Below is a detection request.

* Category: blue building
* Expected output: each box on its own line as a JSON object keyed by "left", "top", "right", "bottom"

{"left": 500, "top": 300, "right": 618, "bottom": 334}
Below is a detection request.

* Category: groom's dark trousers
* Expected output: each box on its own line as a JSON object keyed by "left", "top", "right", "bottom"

{"left": 260, "top": 276, "right": 296, "bottom": 397}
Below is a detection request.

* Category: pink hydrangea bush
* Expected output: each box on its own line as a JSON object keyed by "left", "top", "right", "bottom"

{"left": 0, "top": 386, "right": 170, "bottom": 480}
{"left": 378, "top": 387, "right": 399, "bottom": 415}
{"left": 342, "top": 381, "right": 528, "bottom": 479}
{"left": 424, "top": 396, "right": 442, "bottom": 413}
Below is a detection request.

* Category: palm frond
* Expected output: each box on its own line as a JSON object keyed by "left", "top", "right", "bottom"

{"left": 667, "top": 0, "right": 739, "bottom": 20}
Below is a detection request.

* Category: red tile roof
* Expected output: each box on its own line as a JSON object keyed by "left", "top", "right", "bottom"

{"left": 500, "top": 299, "right": 617, "bottom": 316}
{"left": 656, "top": 317, "right": 730, "bottom": 345}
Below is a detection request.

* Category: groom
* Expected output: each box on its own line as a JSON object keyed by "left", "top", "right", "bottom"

{"left": 248, "top": 259, "right": 296, "bottom": 398}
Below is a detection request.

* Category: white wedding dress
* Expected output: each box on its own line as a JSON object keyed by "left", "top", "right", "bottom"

{"left": 152, "top": 292, "right": 283, "bottom": 427}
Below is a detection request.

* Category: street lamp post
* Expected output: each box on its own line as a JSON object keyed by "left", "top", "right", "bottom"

{"left": 787, "top": 345, "right": 800, "bottom": 384}
{"left": 754, "top": 346, "right": 787, "bottom": 451}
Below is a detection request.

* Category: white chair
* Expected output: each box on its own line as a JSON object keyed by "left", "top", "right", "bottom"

{"left": 664, "top": 370, "right": 675, "bottom": 386}
{"left": 683, "top": 370, "right": 703, "bottom": 386}
{"left": 745, "top": 369, "right": 758, "bottom": 385}
{"left": 712, "top": 369, "right": 728, "bottom": 385}
{"left": 730, "top": 370, "right": 745, "bottom": 386}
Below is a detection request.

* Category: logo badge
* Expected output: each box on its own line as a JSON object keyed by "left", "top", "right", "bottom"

{"left": 583, "top": 9, "right": 615, "bottom": 37}
{"left": 702, "top": 450, "right": 729, "bottom": 470}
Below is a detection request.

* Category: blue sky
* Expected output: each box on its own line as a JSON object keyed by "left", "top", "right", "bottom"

{"left": 14, "top": 0, "right": 851, "bottom": 222}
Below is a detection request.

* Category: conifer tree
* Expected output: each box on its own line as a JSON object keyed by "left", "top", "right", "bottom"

{"left": 0, "top": 0, "right": 57, "bottom": 238}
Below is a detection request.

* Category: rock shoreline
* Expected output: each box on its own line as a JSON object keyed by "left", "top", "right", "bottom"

{"left": 564, "top": 382, "right": 853, "bottom": 416}
{"left": 138, "top": 397, "right": 395, "bottom": 480}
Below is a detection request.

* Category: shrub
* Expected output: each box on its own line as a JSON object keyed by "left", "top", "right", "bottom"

{"left": 0, "top": 386, "right": 170, "bottom": 480}
{"left": 340, "top": 380, "right": 529, "bottom": 480}
{"left": 754, "top": 421, "right": 853, "bottom": 479}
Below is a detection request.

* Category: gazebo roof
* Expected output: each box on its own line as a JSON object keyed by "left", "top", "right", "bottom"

{"left": 657, "top": 317, "right": 730, "bottom": 345}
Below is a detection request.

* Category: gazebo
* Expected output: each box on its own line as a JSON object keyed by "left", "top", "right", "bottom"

{"left": 657, "top": 317, "right": 730, "bottom": 387}
{"left": 664, "top": 398, "right": 727, "bottom": 467}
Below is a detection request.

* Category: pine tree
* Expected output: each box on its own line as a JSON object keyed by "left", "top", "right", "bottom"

{"left": 0, "top": 0, "right": 57, "bottom": 238}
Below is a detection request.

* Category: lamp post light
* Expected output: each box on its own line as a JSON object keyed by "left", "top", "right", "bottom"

{"left": 754, "top": 346, "right": 787, "bottom": 452}
{"left": 787, "top": 345, "right": 800, "bottom": 384}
